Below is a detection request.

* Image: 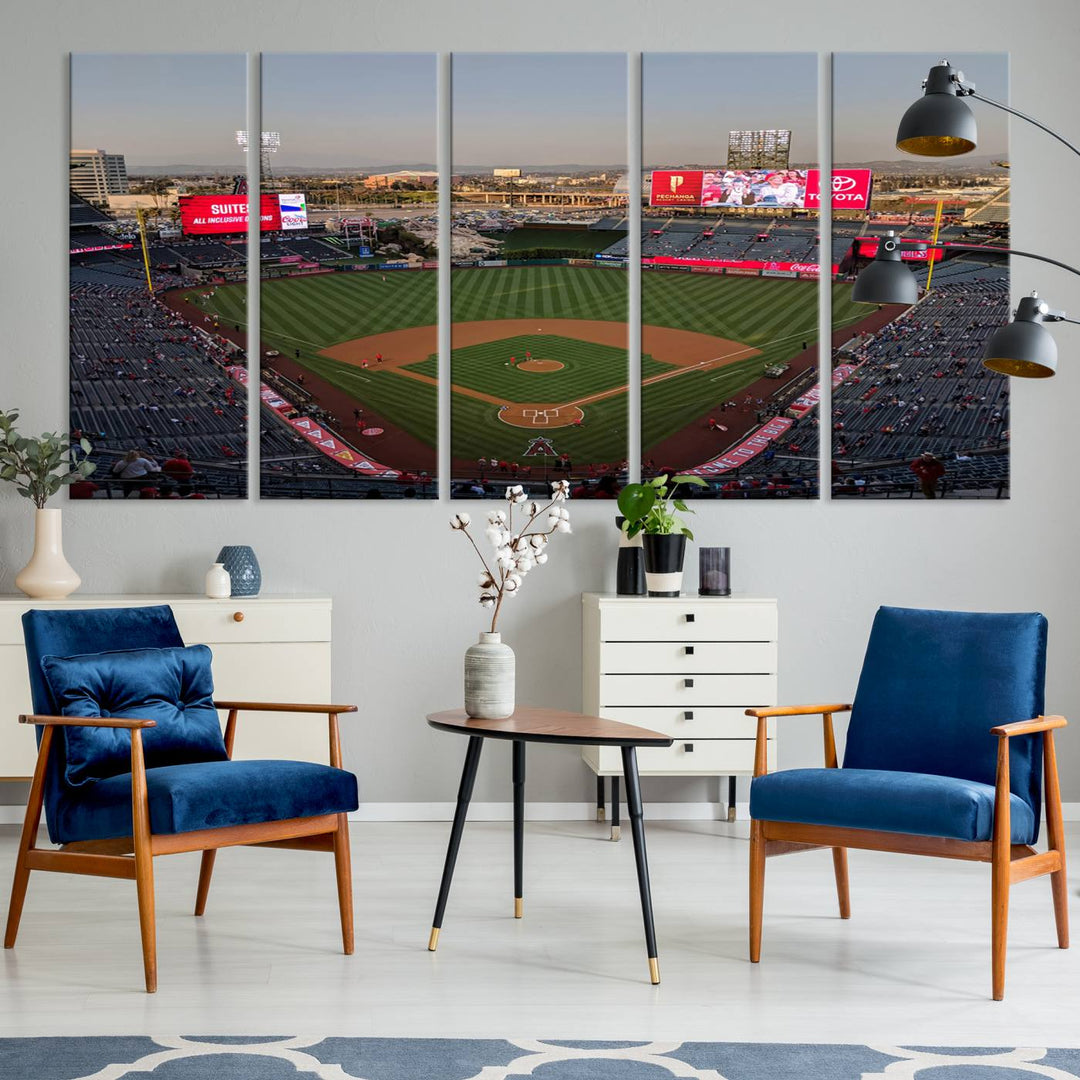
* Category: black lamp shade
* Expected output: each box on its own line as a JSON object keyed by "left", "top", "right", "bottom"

{"left": 896, "top": 63, "right": 978, "bottom": 157}
{"left": 851, "top": 256, "right": 918, "bottom": 305}
{"left": 983, "top": 320, "right": 1058, "bottom": 378}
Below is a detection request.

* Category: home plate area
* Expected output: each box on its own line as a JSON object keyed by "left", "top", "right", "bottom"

{"left": 499, "top": 403, "right": 585, "bottom": 429}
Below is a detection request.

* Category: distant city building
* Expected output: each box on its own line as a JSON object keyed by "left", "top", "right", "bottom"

{"left": 726, "top": 130, "right": 791, "bottom": 171}
{"left": 363, "top": 170, "right": 438, "bottom": 189}
{"left": 70, "top": 149, "right": 129, "bottom": 202}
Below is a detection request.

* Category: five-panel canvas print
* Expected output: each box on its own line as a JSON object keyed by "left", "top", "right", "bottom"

{"left": 68, "top": 52, "right": 1010, "bottom": 501}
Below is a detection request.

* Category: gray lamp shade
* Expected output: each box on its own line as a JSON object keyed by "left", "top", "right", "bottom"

{"left": 983, "top": 311, "right": 1059, "bottom": 379}
{"left": 851, "top": 254, "right": 918, "bottom": 305}
{"left": 896, "top": 62, "right": 978, "bottom": 157}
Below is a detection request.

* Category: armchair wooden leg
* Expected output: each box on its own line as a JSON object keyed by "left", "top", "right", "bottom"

{"left": 1044, "top": 731, "right": 1070, "bottom": 950}
{"left": 749, "top": 819, "right": 765, "bottom": 963}
{"left": 991, "top": 737, "right": 1011, "bottom": 1001}
{"left": 5, "top": 727, "right": 52, "bottom": 950}
{"left": 333, "top": 813, "right": 354, "bottom": 955}
{"left": 194, "top": 850, "right": 216, "bottom": 916}
{"left": 131, "top": 732, "right": 157, "bottom": 993}
{"left": 832, "top": 847, "right": 851, "bottom": 919}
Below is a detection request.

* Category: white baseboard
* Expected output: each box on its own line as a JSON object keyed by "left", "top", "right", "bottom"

{"left": 349, "top": 801, "right": 748, "bottom": 823}
{"left": 3, "top": 802, "right": 1080, "bottom": 826}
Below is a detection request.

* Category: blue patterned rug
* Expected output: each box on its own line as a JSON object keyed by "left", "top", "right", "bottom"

{"left": 2, "top": 1038, "right": 1079, "bottom": 1079}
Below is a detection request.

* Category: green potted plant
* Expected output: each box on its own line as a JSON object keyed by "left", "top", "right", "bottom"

{"left": 0, "top": 409, "right": 96, "bottom": 599}
{"left": 617, "top": 473, "right": 707, "bottom": 596}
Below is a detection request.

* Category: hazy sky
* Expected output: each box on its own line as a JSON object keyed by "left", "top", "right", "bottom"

{"left": 644, "top": 53, "right": 817, "bottom": 166}
{"left": 834, "top": 53, "right": 1008, "bottom": 162}
{"left": 454, "top": 53, "right": 626, "bottom": 166}
{"left": 71, "top": 55, "right": 246, "bottom": 167}
{"left": 263, "top": 54, "right": 435, "bottom": 167}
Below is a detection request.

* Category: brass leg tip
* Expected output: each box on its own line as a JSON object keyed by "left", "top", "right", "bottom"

{"left": 648, "top": 957, "right": 660, "bottom": 984}
{"left": 428, "top": 927, "right": 440, "bottom": 951}
{"left": 514, "top": 897, "right": 523, "bottom": 919}
{"left": 610, "top": 826, "right": 621, "bottom": 842}
{"left": 596, "top": 808, "right": 606, "bottom": 822}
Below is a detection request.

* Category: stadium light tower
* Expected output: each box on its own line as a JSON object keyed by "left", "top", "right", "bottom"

{"left": 852, "top": 233, "right": 1080, "bottom": 377}
{"left": 237, "top": 130, "right": 281, "bottom": 184}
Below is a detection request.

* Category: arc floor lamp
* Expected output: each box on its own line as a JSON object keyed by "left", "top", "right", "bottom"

{"left": 852, "top": 60, "right": 1079, "bottom": 378}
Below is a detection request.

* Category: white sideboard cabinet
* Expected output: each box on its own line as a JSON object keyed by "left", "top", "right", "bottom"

{"left": 582, "top": 592, "right": 778, "bottom": 836}
{"left": 0, "top": 594, "right": 334, "bottom": 780}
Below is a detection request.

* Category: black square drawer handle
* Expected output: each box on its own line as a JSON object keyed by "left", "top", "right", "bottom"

{"left": 684, "top": 743, "right": 694, "bottom": 752}
{"left": 685, "top": 613, "right": 696, "bottom": 623}
{"left": 684, "top": 710, "right": 694, "bottom": 721}
{"left": 684, "top": 645, "right": 695, "bottom": 655}
{"left": 684, "top": 678, "right": 695, "bottom": 689}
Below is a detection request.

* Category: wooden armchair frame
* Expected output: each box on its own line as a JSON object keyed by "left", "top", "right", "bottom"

{"left": 4, "top": 700, "right": 358, "bottom": 993}
{"left": 747, "top": 703, "right": 1069, "bottom": 1000}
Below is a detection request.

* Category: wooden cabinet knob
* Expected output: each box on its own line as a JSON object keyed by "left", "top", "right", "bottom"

{"left": 233, "top": 611, "right": 245, "bottom": 623}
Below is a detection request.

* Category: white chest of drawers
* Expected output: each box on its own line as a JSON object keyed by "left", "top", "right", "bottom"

{"left": 581, "top": 593, "right": 778, "bottom": 825}
{"left": 0, "top": 594, "right": 334, "bottom": 781}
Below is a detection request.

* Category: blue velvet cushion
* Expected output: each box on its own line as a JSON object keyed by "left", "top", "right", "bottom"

{"left": 51, "top": 759, "right": 359, "bottom": 843}
{"left": 843, "top": 606, "right": 1047, "bottom": 831}
{"left": 750, "top": 768, "right": 1037, "bottom": 844}
{"left": 23, "top": 605, "right": 186, "bottom": 846}
{"left": 40, "top": 645, "right": 228, "bottom": 786}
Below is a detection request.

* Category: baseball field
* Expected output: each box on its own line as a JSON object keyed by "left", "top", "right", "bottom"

{"left": 193, "top": 264, "right": 870, "bottom": 478}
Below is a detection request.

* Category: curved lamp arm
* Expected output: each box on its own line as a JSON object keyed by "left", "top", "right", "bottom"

{"left": 966, "top": 90, "right": 1080, "bottom": 161}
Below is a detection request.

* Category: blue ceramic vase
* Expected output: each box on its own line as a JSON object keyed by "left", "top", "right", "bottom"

{"left": 216, "top": 545, "right": 261, "bottom": 597}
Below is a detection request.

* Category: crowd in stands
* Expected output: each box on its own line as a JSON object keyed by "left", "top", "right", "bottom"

{"left": 830, "top": 272, "right": 1010, "bottom": 497}
{"left": 69, "top": 274, "right": 248, "bottom": 498}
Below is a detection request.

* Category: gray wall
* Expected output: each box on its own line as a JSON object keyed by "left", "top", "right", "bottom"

{"left": 2, "top": 0, "right": 1079, "bottom": 807}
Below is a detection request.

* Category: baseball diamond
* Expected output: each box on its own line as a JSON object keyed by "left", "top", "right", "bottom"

{"left": 194, "top": 263, "right": 869, "bottom": 487}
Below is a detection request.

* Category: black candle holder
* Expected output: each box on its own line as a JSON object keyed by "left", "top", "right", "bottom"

{"left": 698, "top": 547, "right": 731, "bottom": 596}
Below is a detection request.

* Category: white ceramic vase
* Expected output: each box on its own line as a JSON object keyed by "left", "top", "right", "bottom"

{"left": 15, "top": 508, "right": 81, "bottom": 600}
{"left": 464, "top": 631, "right": 515, "bottom": 719}
{"left": 204, "top": 562, "right": 231, "bottom": 599}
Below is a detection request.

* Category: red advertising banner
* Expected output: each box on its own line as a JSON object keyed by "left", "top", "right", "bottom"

{"left": 786, "top": 362, "right": 862, "bottom": 419}
{"left": 644, "top": 255, "right": 838, "bottom": 276}
{"left": 180, "top": 195, "right": 282, "bottom": 236}
{"left": 854, "top": 238, "right": 943, "bottom": 262}
{"left": 804, "top": 168, "right": 873, "bottom": 210}
{"left": 684, "top": 416, "right": 794, "bottom": 477}
{"left": 227, "top": 367, "right": 400, "bottom": 478}
{"left": 648, "top": 168, "right": 872, "bottom": 210}
{"left": 650, "top": 170, "right": 705, "bottom": 206}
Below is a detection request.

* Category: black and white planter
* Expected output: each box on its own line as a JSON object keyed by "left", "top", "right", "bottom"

{"left": 641, "top": 533, "right": 687, "bottom": 597}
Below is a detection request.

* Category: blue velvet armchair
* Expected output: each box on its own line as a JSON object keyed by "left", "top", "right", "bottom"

{"left": 4, "top": 605, "right": 360, "bottom": 992}
{"left": 747, "top": 606, "right": 1068, "bottom": 1000}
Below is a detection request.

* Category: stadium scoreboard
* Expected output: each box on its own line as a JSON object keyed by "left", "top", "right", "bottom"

{"left": 727, "top": 129, "right": 791, "bottom": 170}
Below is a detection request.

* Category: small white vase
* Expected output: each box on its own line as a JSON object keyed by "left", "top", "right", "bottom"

{"left": 204, "top": 562, "right": 231, "bottom": 599}
{"left": 464, "top": 631, "right": 516, "bottom": 719}
{"left": 15, "top": 508, "right": 81, "bottom": 600}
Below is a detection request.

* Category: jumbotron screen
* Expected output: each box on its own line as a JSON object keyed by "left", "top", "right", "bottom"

{"left": 179, "top": 193, "right": 309, "bottom": 235}
{"left": 649, "top": 168, "right": 872, "bottom": 210}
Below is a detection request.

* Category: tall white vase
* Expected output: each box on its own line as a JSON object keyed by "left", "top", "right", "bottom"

{"left": 15, "top": 508, "right": 81, "bottom": 600}
{"left": 464, "top": 631, "right": 515, "bottom": 719}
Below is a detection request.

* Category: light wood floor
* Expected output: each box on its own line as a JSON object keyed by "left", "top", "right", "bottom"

{"left": 1, "top": 820, "right": 1077, "bottom": 1045}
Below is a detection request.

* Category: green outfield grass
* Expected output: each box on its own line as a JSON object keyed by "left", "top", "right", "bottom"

{"left": 478, "top": 227, "right": 627, "bottom": 256}
{"left": 452, "top": 265, "right": 626, "bottom": 323}
{"left": 192, "top": 270, "right": 439, "bottom": 449}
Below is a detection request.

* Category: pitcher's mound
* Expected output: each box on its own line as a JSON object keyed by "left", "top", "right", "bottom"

{"left": 499, "top": 403, "right": 584, "bottom": 429}
{"left": 517, "top": 358, "right": 564, "bottom": 372}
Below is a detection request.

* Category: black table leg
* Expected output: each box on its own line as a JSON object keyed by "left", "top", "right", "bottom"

{"left": 621, "top": 745, "right": 660, "bottom": 984}
{"left": 610, "top": 775, "right": 621, "bottom": 841}
{"left": 513, "top": 740, "right": 525, "bottom": 919}
{"left": 728, "top": 775, "right": 738, "bottom": 823}
{"left": 596, "top": 774, "right": 606, "bottom": 823}
{"left": 429, "top": 735, "right": 484, "bottom": 951}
